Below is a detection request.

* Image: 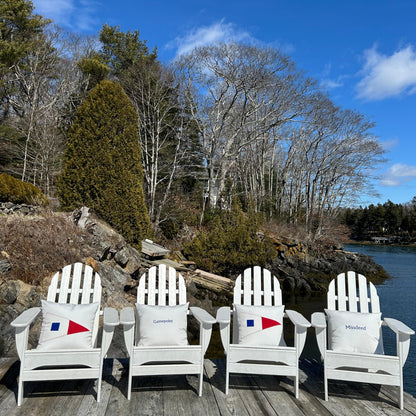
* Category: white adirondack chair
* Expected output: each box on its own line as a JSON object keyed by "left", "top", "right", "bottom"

{"left": 311, "top": 271, "right": 414, "bottom": 409}
{"left": 120, "top": 264, "right": 216, "bottom": 398}
{"left": 10, "top": 263, "right": 119, "bottom": 406}
{"left": 216, "top": 266, "right": 311, "bottom": 397}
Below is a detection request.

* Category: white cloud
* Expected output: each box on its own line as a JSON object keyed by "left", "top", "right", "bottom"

{"left": 380, "top": 163, "right": 416, "bottom": 186}
{"left": 356, "top": 45, "right": 416, "bottom": 101}
{"left": 320, "top": 79, "right": 343, "bottom": 89}
{"left": 379, "top": 138, "right": 399, "bottom": 152}
{"left": 168, "top": 20, "right": 254, "bottom": 58}
{"left": 33, "top": 0, "right": 98, "bottom": 32}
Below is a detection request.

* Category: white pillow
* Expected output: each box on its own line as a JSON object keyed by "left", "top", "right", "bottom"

{"left": 136, "top": 303, "right": 189, "bottom": 346}
{"left": 37, "top": 300, "right": 99, "bottom": 351}
{"left": 325, "top": 309, "right": 384, "bottom": 354}
{"left": 234, "top": 304, "right": 285, "bottom": 346}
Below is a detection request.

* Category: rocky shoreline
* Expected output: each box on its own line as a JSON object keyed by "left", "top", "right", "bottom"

{"left": 0, "top": 204, "right": 390, "bottom": 357}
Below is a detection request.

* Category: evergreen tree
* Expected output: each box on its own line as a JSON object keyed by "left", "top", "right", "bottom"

{"left": 0, "top": 0, "right": 49, "bottom": 115}
{"left": 58, "top": 80, "right": 152, "bottom": 248}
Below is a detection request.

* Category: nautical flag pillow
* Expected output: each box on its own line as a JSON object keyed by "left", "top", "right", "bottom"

{"left": 37, "top": 300, "right": 99, "bottom": 351}
{"left": 234, "top": 304, "right": 285, "bottom": 346}
{"left": 325, "top": 309, "right": 384, "bottom": 354}
{"left": 136, "top": 303, "right": 189, "bottom": 346}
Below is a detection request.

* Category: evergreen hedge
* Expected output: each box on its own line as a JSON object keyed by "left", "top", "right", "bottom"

{"left": 58, "top": 80, "right": 151, "bottom": 248}
{"left": 183, "top": 200, "right": 276, "bottom": 277}
{"left": 0, "top": 173, "right": 48, "bottom": 205}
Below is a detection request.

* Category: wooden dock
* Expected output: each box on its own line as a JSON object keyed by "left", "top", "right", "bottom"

{"left": 0, "top": 357, "right": 415, "bottom": 415}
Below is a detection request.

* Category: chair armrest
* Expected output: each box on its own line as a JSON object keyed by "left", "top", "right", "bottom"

{"left": 11, "top": 307, "right": 41, "bottom": 328}
{"left": 285, "top": 310, "right": 311, "bottom": 329}
{"left": 101, "top": 308, "right": 119, "bottom": 356}
{"left": 103, "top": 307, "right": 119, "bottom": 327}
{"left": 384, "top": 318, "right": 415, "bottom": 336}
{"left": 311, "top": 312, "right": 327, "bottom": 328}
{"left": 120, "top": 307, "right": 135, "bottom": 326}
{"left": 286, "top": 310, "right": 310, "bottom": 358}
{"left": 190, "top": 307, "right": 215, "bottom": 355}
{"left": 384, "top": 317, "right": 414, "bottom": 365}
{"left": 216, "top": 306, "right": 231, "bottom": 324}
{"left": 190, "top": 307, "right": 216, "bottom": 326}
{"left": 120, "top": 307, "right": 135, "bottom": 357}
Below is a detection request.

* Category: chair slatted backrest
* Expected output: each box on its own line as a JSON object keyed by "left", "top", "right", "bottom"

{"left": 233, "top": 266, "right": 282, "bottom": 306}
{"left": 137, "top": 264, "right": 187, "bottom": 306}
{"left": 46, "top": 262, "right": 102, "bottom": 347}
{"left": 327, "top": 271, "right": 380, "bottom": 313}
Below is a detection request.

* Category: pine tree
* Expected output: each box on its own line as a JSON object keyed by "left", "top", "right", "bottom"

{"left": 58, "top": 80, "right": 152, "bottom": 248}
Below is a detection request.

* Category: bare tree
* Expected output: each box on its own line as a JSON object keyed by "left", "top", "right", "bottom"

{"left": 121, "top": 60, "right": 197, "bottom": 228}
{"left": 5, "top": 26, "right": 84, "bottom": 194}
{"left": 175, "top": 43, "right": 314, "bottom": 210}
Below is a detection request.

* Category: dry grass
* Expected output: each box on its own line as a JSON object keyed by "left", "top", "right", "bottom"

{"left": 0, "top": 210, "right": 93, "bottom": 284}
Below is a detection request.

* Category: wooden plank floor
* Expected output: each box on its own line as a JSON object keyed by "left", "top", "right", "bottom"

{"left": 0, "top": 357, "right": 415, "bottom": 415}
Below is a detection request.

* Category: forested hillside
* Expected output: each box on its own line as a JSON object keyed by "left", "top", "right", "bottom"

{"left": 342, "top": 198, "right": 416, "bottom": 242}
{"left": 1, "top": 0, "right": 387, "bottom": 247}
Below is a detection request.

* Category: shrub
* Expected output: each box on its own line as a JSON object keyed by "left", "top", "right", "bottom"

{"left": 57, "top": 80, "right": 152, "bottom": 249}
{"left": 183, "top": 200, "right": 276, "bottom": 277}
{"left": 0, "top": 212, "right": 92, "bottom": 284}
{"left": 0, "top": 173, "right": 48, "bottom": 205}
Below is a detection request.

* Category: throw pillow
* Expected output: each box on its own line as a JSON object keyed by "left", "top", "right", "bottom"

{"left": 37, "top": 300, "right": 99, "bottom": 351}
{"left": 234, "top": 304, "right": 285, "bottom": 346}
{"left": 325, "top": 309, "right": 384, "bottom": 354}
{"left": 136, "top": 303, "right": 189, "bottom": 346}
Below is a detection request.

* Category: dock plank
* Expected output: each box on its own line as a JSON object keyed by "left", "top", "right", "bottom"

{"left": 0, "top": 358, "right": 415, "bottom": 416}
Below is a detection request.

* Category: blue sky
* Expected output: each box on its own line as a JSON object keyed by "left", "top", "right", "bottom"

{"left": 33, "top": 0, "right": 416, "bottom": 206}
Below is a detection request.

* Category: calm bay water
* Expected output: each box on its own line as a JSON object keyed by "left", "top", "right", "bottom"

{"left": 287, "top": 244, "right": 416, "bottom": 397}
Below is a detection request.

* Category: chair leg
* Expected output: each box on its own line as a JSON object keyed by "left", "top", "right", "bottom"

{"left": 294, "top": 374, "right": 299, "bottom": 399}
{"left": 96, "top": 377, "right": 102, "bottom": 402}
{"left": 198, "top": 372, "right": 203, "bottom": 397}
{"left": 324, "top": 366, "right": 328, "bottom": 401}
{"left": 399, "top": 383, "right": 404, "bottom": 410}
{"left": 17, "top": 379, "right": 23, "bottom": 406}
{"left": 127, "top": 361, "right": 132, "bottom": 400}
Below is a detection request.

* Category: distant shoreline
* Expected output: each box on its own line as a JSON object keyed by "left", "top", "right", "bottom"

{"left": 346, "top": 240, "right": 416, "bottom": 248}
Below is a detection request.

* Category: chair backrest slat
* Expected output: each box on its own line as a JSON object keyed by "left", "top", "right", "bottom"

{"left": 169, "top": 266, "right": 178, "bottom": 305}
{"left": 347, "top": 271, "right": 358, "bottom": 312}
{"left": 158, "top": 267, "right": 167, "bottom": 306}
{"left": 327, "top": 280, "right": 336, "bottom": 309}
{"left": 253, "top": 267, "right": 262, "bottom": 305}
{"left": 69, "top": 264, "right": 82, "bottom": 304}
{"left": 263, "top": 270, "right": 272, "bottom": 306}
{"left": 147, "top": 266, "right": 157, "bottom": 305}
{"left": 57, "top": 264, "right": 72, "bottom": 303}
{"left": 336, "top": 273, "right": 347, "bottom": 311}
{"left": 80, "top": 264, "right": 93, "bottom": 304}
{"left": 327, "top": 271, "right": 380, "bottom": 314}
{"left": 358, "top": 273, "right": 369, "bottom": 312}
{"left": 243, "top": 268, "right": 252, "bottom": 305}
{"left": 369, "top": 282, "right": 380, "bottom": 313}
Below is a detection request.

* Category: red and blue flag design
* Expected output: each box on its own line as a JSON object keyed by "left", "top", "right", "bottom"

{"left": 240, "top": 313, "right": 281, "bottom": 341}
{"left": 42, "top": 313, "right": 90, "bottom": 345}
